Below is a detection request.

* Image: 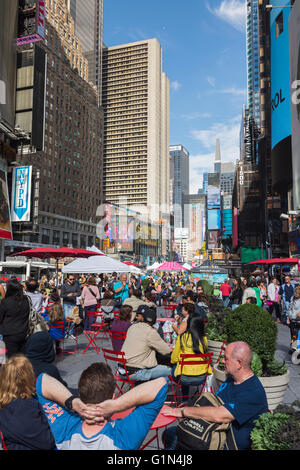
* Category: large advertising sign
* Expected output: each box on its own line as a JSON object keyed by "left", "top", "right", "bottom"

{"left": 289, "top": 0, "right": 300, "bottom": 210}
{"left": 270, "top": 0, "right": 291, "bottom": 150}
{"left": 207, "top": 173, "right": 220, "bottom": 209}
{"left": 17, "top": 0, "right": 45, "bottom": 46}
{"left": 207, "top": 209, "right": 221, "bottom": 231}
{"left": 0, "top": 167, "right": 13, "bottom": 240}
{"left": 11, "top": 166, "right": 32, "bottom": 222}
{"left": 0, "top": 0, "right": 18, "bottom": 129}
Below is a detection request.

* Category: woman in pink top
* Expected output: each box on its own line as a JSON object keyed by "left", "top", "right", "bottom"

{"left": 81, "top": 276, "right": 100, "bottom": 330}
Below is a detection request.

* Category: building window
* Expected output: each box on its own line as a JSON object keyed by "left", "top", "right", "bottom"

{"left": 276, "top": 12, "right": 283, "bottom": 38}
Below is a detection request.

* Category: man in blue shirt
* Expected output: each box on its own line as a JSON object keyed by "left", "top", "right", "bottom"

{"left": 279, "top": 276, "right": 295, "bottom": 324}
{"left": 35, "top": 362, "right": 167, "bottom": 450}
{"left": 162, "top": 341, "right": 268, "bottom": 450}
{"left": 113, "top": 273, "right": 130, "bottom": 305}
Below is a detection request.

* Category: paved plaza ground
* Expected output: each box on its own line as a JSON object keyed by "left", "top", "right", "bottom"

{"left": 54, "top": 307, "right": 300, "bottom": 450}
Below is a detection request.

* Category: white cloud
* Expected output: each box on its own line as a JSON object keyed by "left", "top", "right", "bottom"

{"left": 189, "top": 116, "right": 241, "bottom": 193}
{"left": 207, "top": 0, "right": 246, "bottom": 33}
{"left": 189, "top": 152, "right": 215, "bottom": 194}
{"left": 181, "top": 112, "right": 212, "bottom": 121}
{"left": 170, "top": 80, "right": 182, "bottom": 92}
{"left": 207, "top": 76, "right": 216, "bottom": 87}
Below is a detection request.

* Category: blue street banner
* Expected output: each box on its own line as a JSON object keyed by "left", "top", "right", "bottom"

{"left": 11, "top": 166, "right": 32, "bottom": 222}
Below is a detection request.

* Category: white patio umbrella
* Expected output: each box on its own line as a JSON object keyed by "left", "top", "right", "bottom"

{"left": 146, "top": 262, "right": 161, "bottom": 271}
{"left": 62, "top": 254, "right": 130, "bottom": 274}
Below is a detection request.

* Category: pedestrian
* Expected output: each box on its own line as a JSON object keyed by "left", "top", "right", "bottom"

{"left": 81, "top": 276, "right": 100, "bottom": 331}
{"left": 229, "top": 278, "right": 243, "bottom": 310}
{"left": 24, "top": 278, "right": 43, "bottom": 315}
{"left": 113, "top": 274, "right": 130, "bottom": 306}
{"left": 0, "top": 354, "right": 56, "bottom": 450}
{"left": 60, "top": 275, "right": 81, "bottom": 323}
{"left": 110, "top": 305, "right": 132, "bottom": 351}
{"left": 0, "top": 279, "right": 30, "bottom": 358}
{"left": 220, "top": 280, "right": 231, "bottom": 307}
{"left": 279, "top": 275, "right": 295, "bottom": 324}
{"left": 267, "top": 277, "right": 281, "bottom": 323}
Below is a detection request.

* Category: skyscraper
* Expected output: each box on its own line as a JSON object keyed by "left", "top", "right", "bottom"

{"left": 12, "top": 0, "right": 104, "bottom": 249}
{"left": 69, "top": 0, "right": 103, "bottom": 106}
{"left": 246, "top": 0, "right": 261, "bottom": 129}
{"left": 214, "top": 138, "right": 221, "bottom": 173}
{"left": 102, "top": 39, "right": 170, "bottom": 220}
{"left": 169, "top": 144, "right": 189, "bottom": 229}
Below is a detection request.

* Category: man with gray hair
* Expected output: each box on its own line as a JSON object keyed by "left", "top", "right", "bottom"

{"left": 163, "top": 341, "right": 268, "bottom": 450}
{"left": 113, "top": 273, "right": 129, "bottom": 305}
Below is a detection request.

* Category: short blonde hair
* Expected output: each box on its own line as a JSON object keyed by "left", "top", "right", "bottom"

{"left": 0, "top": 355, "right": 36, "bottom": 408}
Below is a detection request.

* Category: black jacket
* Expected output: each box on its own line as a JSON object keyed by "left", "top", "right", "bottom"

{"left": 0, "top": 296, "right": 30, "bottom": 336}
{"left": 0, "top": 398, "right": 56, "bottom": 450}
{"left": 60, "top": 282, "right": 81, "bottom": 305}
{"left": 25, "top": 331, "right": 68, "bottom": 387}
{"left": 229, "top": 287, "right": 243, "bottom": 305}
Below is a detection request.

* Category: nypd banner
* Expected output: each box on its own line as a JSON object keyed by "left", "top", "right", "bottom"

{"left": 11, "top": 166, "right": 32, "bottom": 222}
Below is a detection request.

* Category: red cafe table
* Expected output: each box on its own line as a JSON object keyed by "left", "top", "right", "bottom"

{"left": 112, "top": 404, "right": 177, "bottom": 450}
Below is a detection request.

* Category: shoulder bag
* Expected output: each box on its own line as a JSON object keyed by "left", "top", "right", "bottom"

{"left": 175, "top": 392, "right": 238, "bottom": 451}
{"left": 25, "top": 295, "right": 50, "bottom": 340}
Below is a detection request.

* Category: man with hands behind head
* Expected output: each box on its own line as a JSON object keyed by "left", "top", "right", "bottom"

{"left": 35, "top": 362, "right": 167, "bottom": 450}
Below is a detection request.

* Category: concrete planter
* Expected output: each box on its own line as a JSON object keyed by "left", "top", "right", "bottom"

{"left": 259, "top": 370, "right": 290, "bottom": 412}
{"left": 207, "top": 339, "right": 224, "bottom": 366}
{"left": 213, "top": 364, "right": 227, "bottom": 391}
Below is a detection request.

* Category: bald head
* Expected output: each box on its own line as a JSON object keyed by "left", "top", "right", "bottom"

{"left": 226, "top": 342, "right": 253, "bottom": 370}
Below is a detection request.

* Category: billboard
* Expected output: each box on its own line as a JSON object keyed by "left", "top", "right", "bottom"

{"left": 0, "top": 0, "right": 18, "bottom": 129}
{"left": 270, "top": 0, "right": 292, "bottom": 193}
{"left": 207, "top": 209, "right": 221, "bottom": 231}
{"left": 0, "top": 166, "right": 12, "bottom": 240}
{"left": 17, "top": 0, "right": 45, "bottom": 46}
{"left": 207, "top": 230, "right": 219, "bottom": 250}
{"left": 11, "top": 166, "right": 33, "bottom": 222}
{"left": 289, "top": 0, "right": 300, "bottom": 210}
{"left": 207, "top": 172, "right": 220, "bottom": 209}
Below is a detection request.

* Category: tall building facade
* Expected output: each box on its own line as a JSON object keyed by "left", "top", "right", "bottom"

{"left": 10, "top": 0, "right": 104, "bottom": 251}
{"left": 69, "top": 0, "right": 103, "bottom": 105}
{"left": 102, "top": 39, "right": 170, "bottom": 220}
{"left": 247, "top": 0, "right": 261, "bottom": 129}
{"left": 169, "top": 144, "right": 189, "bottom": 229}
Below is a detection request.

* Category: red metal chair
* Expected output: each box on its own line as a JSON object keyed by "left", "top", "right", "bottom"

{"left": 168, "top": 352, "right": 213, "bottom": 407}
{"left": 164, "top": 304, "right": 177, "bottom": 317}
{"left": 49, "top": 321, "right": 66, "bottom": 356}
{"left": 108, "top": 330, "right": 127, "bottom": 351}
{"left": 64, "top": 318, "right": 78, "bottom": 354}
{"left": 215, "top": 340, "right": 227, "bottom": 366}
{"left": 82, "top": 312, "right": 109, "bottom": 355}
{"left": 102, "top": 348, "right": 136, "bottom": 398}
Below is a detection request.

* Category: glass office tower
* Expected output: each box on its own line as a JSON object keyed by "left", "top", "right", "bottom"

{"left": 69, "top": 0, "right": 103, "bottom": 106}
{"left": 246, "top": 0, "right": 261, "bottom": 129}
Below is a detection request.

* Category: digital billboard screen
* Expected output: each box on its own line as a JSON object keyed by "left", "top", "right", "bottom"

{"left": 207, "top": 209, "right": 221, "bottom": 230}
{"left": 0, "top": 0, "right": 18, "bottom": 129}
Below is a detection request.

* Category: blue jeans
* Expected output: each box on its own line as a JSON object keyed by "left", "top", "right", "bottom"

{"left": 84, "top": 304, "right": 97, "bottom": 331}
{"left": 283, "top": 300, "right": 290, "bottom": 324}
{"left": 63, "top": 303, "right": 75, "bottom": 335}
{"left": 130, "top": 365, "right": 172, "bottom": 382}
{"left": 162, "top": 426, "right": 178, "bottom": 450}
{"left": 222, "top": 296, "right": 230, "bottom": 307}
{"left": 231, "top": 304, "right": 239, "bottom": 310}
{"left": 171, "top": 365, "right": 206, "bottom": 401}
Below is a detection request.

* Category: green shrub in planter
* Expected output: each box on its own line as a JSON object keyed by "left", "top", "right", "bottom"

{"left": 224, "top": 304, "right": 278, "bottom": 372}
{"left": 251, "top": 351, "right": 263, "bottom": 377}
{"left": 251, "top": 402, "right": 300, "bottom": 450}
{"left": 205, "top": 302, "right": 230, "bottom": 343}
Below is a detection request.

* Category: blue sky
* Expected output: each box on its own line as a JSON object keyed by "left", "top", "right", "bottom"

{"left": 103, "top": 0, "right": 247, "bottom": 194}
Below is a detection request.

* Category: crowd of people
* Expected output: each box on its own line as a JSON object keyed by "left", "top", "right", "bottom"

{"left": 0, "top": 266, "right": 298, "bottom": 451}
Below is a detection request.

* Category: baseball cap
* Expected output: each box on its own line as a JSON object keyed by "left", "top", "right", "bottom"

{"left": 136, "top": 305, "right": 157, "bottom": 324}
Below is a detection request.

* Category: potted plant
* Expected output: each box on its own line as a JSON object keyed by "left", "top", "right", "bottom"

{"left": 250, "top": 402, "right": 300, "bottom": 450}
{"left": 223, "top": 304, "right": 290, "bottom": 411}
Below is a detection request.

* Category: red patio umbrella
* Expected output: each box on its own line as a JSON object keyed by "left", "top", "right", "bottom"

{"left": 246, "top": 258, "right": 300, "bottom": 265}
{"left": 8, "top": 247, "right": 103, "bottom": 280}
